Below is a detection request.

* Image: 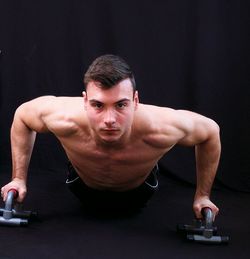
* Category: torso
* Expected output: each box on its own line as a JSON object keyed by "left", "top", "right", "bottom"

{"left": 62, "top": 137, "right": 168, "bottom": 191}
{"left": 45, "top": 97, "right": 179, "bottom": 191}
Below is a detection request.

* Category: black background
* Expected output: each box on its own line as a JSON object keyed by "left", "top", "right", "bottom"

{"left": 0, "top": 2, "right": 250, "bottom": 258}
{"left": 1, "top": 0, "right": 250, "bottom": 191}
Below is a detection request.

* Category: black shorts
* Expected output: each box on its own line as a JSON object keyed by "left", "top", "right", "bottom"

{"left": 66, "top": 162, "right": 159, "bottom": 212}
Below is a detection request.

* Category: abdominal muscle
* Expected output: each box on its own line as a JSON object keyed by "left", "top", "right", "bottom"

{"left": 68, "top": 154, "right": 159, "bottom": 191}
{"left": 64, "top": 140, "right": 164, "bottom": 191}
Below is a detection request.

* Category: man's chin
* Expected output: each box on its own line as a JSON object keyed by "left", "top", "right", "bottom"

{"left": 100, "top": 136, "right": 120, "bottom": 144}
{"left": 97, "top": 132, "right": 123, "bottom": 145}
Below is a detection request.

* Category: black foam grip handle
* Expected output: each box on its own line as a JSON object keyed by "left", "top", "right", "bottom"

{"left": 201, "top": 207, "right": 213, "bottom": 229}
{"left": 8, "top": 189, "right": 18, "bottom": 199}
{"left": 201, "top": 207, "right": 212, "bottom": 216}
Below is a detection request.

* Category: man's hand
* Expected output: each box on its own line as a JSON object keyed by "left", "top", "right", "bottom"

{"left": 1, "top": 178, "right": 27, "bottom": 203}
{"left": 193, "top": 195, "right": 219, "bottom": 221}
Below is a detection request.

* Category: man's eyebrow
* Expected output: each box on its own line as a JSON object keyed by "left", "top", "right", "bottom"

{"left": 115, "top": 98, "right": 131, "bottom": 104}
{"left": 89, "top": 98, "right": 131, "bottom": 104}
{"left": 89, "top": 99, "right": 103, "bottom": 103}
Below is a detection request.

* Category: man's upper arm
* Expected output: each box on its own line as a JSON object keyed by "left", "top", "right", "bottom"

{"left": 175, "top": 110, "right": 220, "bottom": 146}
{"left": 13, "top": 96, "right": 56, "bottom": 133}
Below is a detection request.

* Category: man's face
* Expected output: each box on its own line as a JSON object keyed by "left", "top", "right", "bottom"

{"left": 83, "top": 79, "right": 139, "bottom": 145}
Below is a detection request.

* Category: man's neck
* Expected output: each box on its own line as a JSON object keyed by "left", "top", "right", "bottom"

{"left": 95, "top": 130, "right": 132, "bottom": 151}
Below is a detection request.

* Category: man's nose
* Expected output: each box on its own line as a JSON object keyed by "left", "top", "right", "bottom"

{"left": 104, "top": 109, "right": 116, "bottom": 126}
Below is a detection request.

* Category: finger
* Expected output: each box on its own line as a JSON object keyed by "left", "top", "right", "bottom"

{"left": 16, "top": 191, "right": 26, "bottom": 203}
{"left": 212, "top": 207, "right": 219, "bottom": 221}
{"left": 2, "top": 192, "right": 7, "bottom": 202}
{"left": 1, "top": 188, "right": 6, "bottom": 201}
{"left": 193, "top": 206, "right": 202, "bottom": 219}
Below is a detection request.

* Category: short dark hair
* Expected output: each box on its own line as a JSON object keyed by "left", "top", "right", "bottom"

{"left": 84, "top": 54, "right": 136, "bottom": 92}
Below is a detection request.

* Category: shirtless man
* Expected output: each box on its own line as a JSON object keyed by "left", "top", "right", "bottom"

{"left": 1, "top": 54, "right": 220, "bottom": 218}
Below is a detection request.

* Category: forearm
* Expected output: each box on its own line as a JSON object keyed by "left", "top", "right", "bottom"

{"left": 10, "top": 118, "right": 37, "bottom": 183}
{"left": 194, "top": 132, "right": 221, "bottom": 199}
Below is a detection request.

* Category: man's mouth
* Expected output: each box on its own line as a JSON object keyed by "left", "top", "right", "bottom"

{"left": 100, "top": 128, "right": 120, "bottom": 135}
{"left": 102, "top": 130, "right": 119, "bottom": 134}
{"left": 101, "top": 128, "right": 119, "bottom": 131}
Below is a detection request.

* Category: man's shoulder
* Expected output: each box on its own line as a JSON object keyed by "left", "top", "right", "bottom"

{"left": 30, "top": 96, "right": 86, "bottom": 133}
{"left": 136, "top": 103, "right": 176, "bottom": 120}
{"left": 30, "top": 95, "right": 83, "bottom": 112}
{"left": 42, "top": 95, "right": 82, "bottom": 105}
{"left": 46, "top": 96, "right": 85, "bottom": 118}
{"left": 134, "top": 103, "right": 174, "bottom": 134}
{"left": 135, "top": 104, "right": 196, "bottom": 149}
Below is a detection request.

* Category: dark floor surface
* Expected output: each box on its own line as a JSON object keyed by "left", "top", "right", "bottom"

{"left": 0, "top": 165, "right": 249, "bottom": 259}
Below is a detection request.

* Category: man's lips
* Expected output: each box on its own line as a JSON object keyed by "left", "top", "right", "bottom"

{"left": 100, "top": 128, "right": 120, "bottom": 133}
{"left": 101, "top": 128, "right": 119, "bottom": 131}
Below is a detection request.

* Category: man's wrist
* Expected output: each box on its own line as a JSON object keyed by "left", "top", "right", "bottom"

{"left": 194, "top": 190, "right": 210, "bottom": 199}
{"left": 11, "top": 177, "right": 26, "bottom": 184}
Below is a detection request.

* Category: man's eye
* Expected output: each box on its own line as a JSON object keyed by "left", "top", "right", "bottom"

{"left": 92, "top": 102, "right": 103, "bottom": 109}
{"left": 116, "top": 102, "right": 127, "bottom": 109}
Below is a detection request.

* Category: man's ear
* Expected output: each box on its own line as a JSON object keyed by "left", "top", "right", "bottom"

{"left": 134, "top": 91, "right": 139, "bottom": 109}
{"left": 82, "top": 91, "right": 87, "bottom": 99}
{"left": 82, "top": 91, "right": 87, "bottom": 109}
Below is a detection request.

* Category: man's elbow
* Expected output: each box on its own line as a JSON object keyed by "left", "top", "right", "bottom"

{"left": 204, "top": 119, "right": 221, "bottom": 150}
{"left": 208, "top": 119, "right": 220, "bottom": 138}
